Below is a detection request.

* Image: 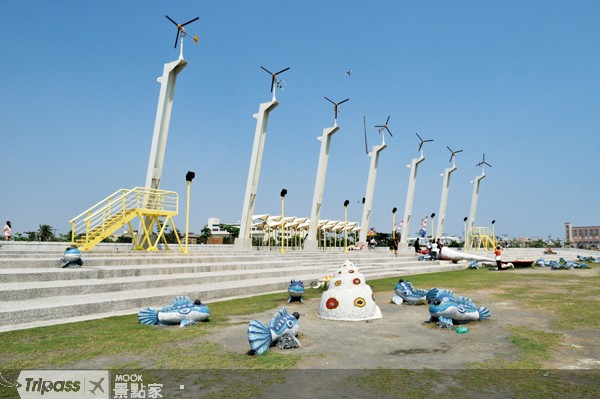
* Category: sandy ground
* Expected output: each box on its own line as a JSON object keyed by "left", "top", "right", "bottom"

{"left": 207, "top": 276, "right": 600, "bottom": 371}
{"left": 208, "top": 291, "right": 518, "bottom": 370}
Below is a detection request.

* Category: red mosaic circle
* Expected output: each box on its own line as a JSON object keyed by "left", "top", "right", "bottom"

{"left": 353, "top": 278, "right": 361, "bottom": 285}
{"left": 326, "top": 298, "right": 339, "bottom": 309}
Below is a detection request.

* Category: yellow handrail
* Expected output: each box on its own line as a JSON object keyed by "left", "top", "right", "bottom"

{"left": 70, "top": 187, "right": 179, "bottom": 249}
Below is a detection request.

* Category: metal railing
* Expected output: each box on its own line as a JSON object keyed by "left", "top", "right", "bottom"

{"left": 70, "top": 187, "right": 178, "bottom": 246}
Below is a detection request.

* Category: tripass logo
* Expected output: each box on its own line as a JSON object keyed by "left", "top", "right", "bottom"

{"left": 16, "top": 370, "right": 109, "bottom": 398}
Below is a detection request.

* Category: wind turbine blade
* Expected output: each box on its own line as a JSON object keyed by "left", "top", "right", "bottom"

{"left": 270, "top": 76, "right": 275, "bottom": 92}
{"left": 385, "top": 115, "right": 390, "bottom": 125}
{"left": 260, "top": 66, "right": 273, "bottom": 75}
{"left": 324, "top": 96, "right": 335, "bottom": 105}
{"left": 181, "top": 17, "right": 200, "bottom": 27}
{"left": 425, "top": 139, "right": 434, "bottom": 143}
{"left": 275, "top": 67, "right": 290, "bottom": 75}
{"left": 456, "top": 149, "right": 463, "bottom": 153}
{"left": 165, "top": 15, "right": 178, "bottom": 26}
{"left": 338, "top": 98, "right": 350, "bottom": 105}
{"left": 174, "top": 30, "right": 180, "bottom": 48}
{"left": 447, "top": 146, "right": 452, "bottom": 152}
{"left": 385, "top": 127, "right": 393, "bottom": 137}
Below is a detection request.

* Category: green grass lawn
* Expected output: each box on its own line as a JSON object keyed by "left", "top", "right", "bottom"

{"left": 1, "top": 266, "right": 599, "bottom": 398}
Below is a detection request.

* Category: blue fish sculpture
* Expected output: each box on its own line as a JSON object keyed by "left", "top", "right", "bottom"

{"left": 247, "top": 307, "right": 300, "bottom": 355}
{"left": 61, "top": 246, "right": 83, "bottom": 268}
{"left": 392, "top": 279, "right": 428, "bottom": 305}
{"left": 138, "top": 296, "right": 210, "bottom": 328}
{"left": 288, "top": 280, "right": 304, "bottom": 303}
{"left": 426, "top": 288, "right": 491, "bottom": 329}
{"left": 535, "top": 258, "right": 550, "bottom": 267}
{"left": 549, "top": 260, "right": 571, "bottom": 270}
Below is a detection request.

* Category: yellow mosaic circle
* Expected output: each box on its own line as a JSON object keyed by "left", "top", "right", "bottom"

{"left": 354, "top": 297, "right": 366, "bottom": 307}
{"left": 334, "top": 280, "right": 342, "bottom": 286}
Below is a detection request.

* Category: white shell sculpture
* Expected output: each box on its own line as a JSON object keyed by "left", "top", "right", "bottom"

{"left": 318, "top": 260, "right": 383, "bottom": 321}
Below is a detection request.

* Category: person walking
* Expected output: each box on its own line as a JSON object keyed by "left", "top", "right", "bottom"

{"left": 4, "top": 221, "right": 11, "bottom": 241}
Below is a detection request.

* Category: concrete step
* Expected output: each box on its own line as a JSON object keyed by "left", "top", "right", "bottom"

{"left": 0, "top": 265, "right": 331, "bottom": 301}
{"left": 0, "top": 246, "right": 470, "bottom": 331}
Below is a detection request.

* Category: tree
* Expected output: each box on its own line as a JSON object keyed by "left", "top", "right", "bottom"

{"left": 24, "top": 231, "right": 37, "bottom": 241}
{"left": 199, "top": 225, "right": 212, "bottom": 244}
{"left": 164, "top": 228, "right": 182, "bottom": 244}
{"left": 37, "top": 225, "right": 55, "bottom": 241}
{"left": 219, "top": 224, "right": 240, "bottom": 244}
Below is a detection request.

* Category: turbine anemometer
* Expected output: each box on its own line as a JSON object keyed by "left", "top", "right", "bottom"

{"left": 476, "top": 153, "right": 492, "bottom": 168}
{"left": 324, "top": 96, "right": 349, "bottom": 122}
{"left": 375, "top": 115, "right": 393, "bottom": 138}
{"left": 260, "top": 66, "right": 290, "bottom": 93}
{"left": 165, "top": 15, "right": 200, "bottom": 49}
{"left": 447, "top": 146, "right": 463, "bottom": 163}
{"left": 416, "top": 133, "right": 433, "bottom": 152}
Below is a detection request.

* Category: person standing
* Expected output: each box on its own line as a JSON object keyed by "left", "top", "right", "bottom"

{"left": 4, "top": 221, "right": 12, "bottom": 241}
{"left": 392, "top": 236, "right": 399, "bottom": 257}
{"left": 495, "top": 245, "right": 505, "bottom": 270}
{"left": 430, "top": 240, "right": 438, "bottom": 261}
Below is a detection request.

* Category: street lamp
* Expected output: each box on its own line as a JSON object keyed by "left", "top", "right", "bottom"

{"left": 392, "top": 207, "right": 397, "bottom": 240}
{"left": 184, "top": 171, "right": 195, "bottom": 254}
{"left": 491, "top": 220, "right": 496, "bottom": 248}
{"left": 344, "top": 199, "right": 350, "bottom": 253}
{"left": 280, "top": 189, "right": 287, "bottom": 253}
{"left": 430, "top": 213, "right": 436, "bottom": 240}
{"left": 463, "top": 217, "right": 468, "bottom": 251}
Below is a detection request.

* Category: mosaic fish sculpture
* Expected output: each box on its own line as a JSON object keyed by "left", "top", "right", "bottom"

{"left": 392, "top": 279, "right": 428, "bottom": 305}
{"left": 288, "top": 280, "right": 305, "bottom": 303}
{"left": 247, "top": 306, "right": 300, "bottom": 355}
{"left": 578, "top": 255, "right": 600, "bottom": 263}
{"left": 60, "top": 246, "right": 83, "bottom": 268}
{"left": 425, "top": 288, "right": 491, "bottom": 329}
{"left": 138, "top": 296, "right": 210, "bottom": 328}
{"left": 549, "top": 260, "right": 589, "bottom": 270}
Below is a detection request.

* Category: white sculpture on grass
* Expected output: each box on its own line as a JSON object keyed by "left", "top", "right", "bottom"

{"left": 318, "top": 260, "right": 382, "bottom": 321}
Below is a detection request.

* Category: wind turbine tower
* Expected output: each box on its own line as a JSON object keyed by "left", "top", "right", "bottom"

{"left": 466, "top": 153, "right": 492, "bottom": 249}
{"left": 399, "top": 133, "right": 433, "bottom": 250}
{"left": 435, "top": 146, "right": 462, "bottom": 239}
{"left": 359, "top": 115, "right": 392, "bottom": 245}
{"left": 304, "top": 97, "right": 349, "bottom": 251}
{"left": 234, "top": 66, "right": 290, "bottom": 250}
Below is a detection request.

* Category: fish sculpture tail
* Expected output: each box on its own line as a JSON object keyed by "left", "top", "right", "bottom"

{"left": 478, "top": 307, "right": 491, "bottom": 320}
{"left": 138, "top": 308, "right": 160, "bottom": 325}
{"left": 248, "top": 319, "right": 272, "bottom": 355}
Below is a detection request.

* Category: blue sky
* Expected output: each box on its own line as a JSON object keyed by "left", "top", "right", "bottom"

{"left": 1, "top": 1, "right": 598, "bottom": 241}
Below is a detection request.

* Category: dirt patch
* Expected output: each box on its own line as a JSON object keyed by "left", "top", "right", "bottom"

{"left": 206, "top": 290, "right": 527, "bottom": 369}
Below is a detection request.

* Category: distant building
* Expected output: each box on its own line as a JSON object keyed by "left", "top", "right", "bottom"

{"left": 565, "top": 222, "right": 600, "bottom": 249}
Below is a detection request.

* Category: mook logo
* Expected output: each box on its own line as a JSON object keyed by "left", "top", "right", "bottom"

{"left": 17, "top": 370, "right": 109, "bottom": 399}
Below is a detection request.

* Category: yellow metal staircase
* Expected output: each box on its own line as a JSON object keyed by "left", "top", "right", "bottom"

{"left": 469, "top": 226, "right": 497, "bottom": 251}
{"left": 70, "top": 187, "right": 182, "bottom": 251}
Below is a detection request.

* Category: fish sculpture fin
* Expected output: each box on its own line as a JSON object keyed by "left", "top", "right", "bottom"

{"left": 172, "top": 296, "right": 193, "bottom": 308}
{"left": 138, "top": 308, "right": 160, "bottom": 325}
{"left": 456, "top": 296, "right": 475, "bottom": 307}
{"left": 179, "top": 319, "right": 196, "bottom": 328}
{"left": 248, "top": 320, "right": 272, "bottom": 355}
{"left": 478, "top": 307, "right": 491, "bottom": 320}
{"left": 415, "top": 289, "right": 428, "bottom": 296}
{"left": 270, "top": 307, "right": 289, "bottom": 328}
